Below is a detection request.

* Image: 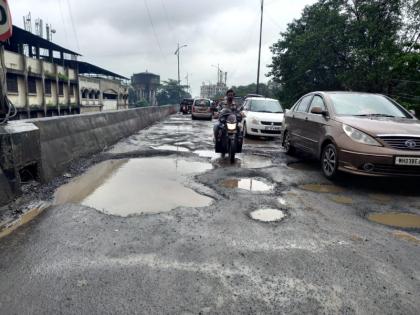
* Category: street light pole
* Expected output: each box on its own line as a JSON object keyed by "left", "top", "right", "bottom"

{"left": 174, "top": 43, "right": 187, "bottom": 85}
{"left": 256, "top": 0, "right": 264, "bottom": 94}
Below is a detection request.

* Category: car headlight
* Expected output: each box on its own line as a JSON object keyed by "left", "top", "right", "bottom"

{"left": 227, "top": 123, "right": 237, "bottom": 131}
{"left": 342, "top": 124, "right": 381, "bottom": 146}
{"left": 251, "top": 118, "right": 259, "bottom": 124}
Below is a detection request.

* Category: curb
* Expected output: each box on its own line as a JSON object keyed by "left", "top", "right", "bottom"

{"left": 0, "top": 202, "right": 50, "bottom": 240}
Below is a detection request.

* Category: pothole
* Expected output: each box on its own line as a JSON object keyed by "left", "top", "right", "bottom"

{"left": 300, "top": 184, "right": 344, "bottom": 193}
{"left": 250, "top": 208, "right": 285, "bottom": 222}
{"left": 152, "top": 145, "right": 190, "bottom": 152}
{"left": 221, "top": 178, "right": 273, "bottom": 192}
{"left": 368, "top": 212, "right": 420, "bottom": 229}
{"left": 54, "top": 157, "right": 213, "bottom": 217}
{"left": 212, "top": 154, "right": 273, "bottom": 168}
{"left": 329, "top": 195, "right": 353, "bottom": 205}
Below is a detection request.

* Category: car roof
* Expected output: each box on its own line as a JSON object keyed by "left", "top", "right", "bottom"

{"left": 246, "top": 97, "right": 279, "bottom": 101}
{"left": 307, "top": 91, "right": 385, "bottom": 97}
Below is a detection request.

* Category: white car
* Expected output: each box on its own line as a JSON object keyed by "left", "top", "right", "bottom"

{"left": 242, "top": 97, "right": 284, "bottom": 138}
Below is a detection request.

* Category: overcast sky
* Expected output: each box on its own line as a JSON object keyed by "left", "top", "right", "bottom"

{"left": 10, "top": 0, "right": 316, "bottom": 96}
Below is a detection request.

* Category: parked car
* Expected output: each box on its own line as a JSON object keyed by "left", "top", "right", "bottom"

{"left": 180, "top": 98, "right": 194, "bottom": 114}
{"left": 192, "top": 98, "right": 213, "bottom": 120}
{"left": 282, "top": 91, "right": 420, "bottom": 179}
{"left": 242, "top": 97, "right": 284, "bottom": 138}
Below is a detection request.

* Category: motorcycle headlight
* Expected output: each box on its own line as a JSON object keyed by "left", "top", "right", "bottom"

{"left": 342, "top": 124, "right": 381, "bottom": 146}
{"left": 227, "top": 123, "right": 237, "bottom": 131}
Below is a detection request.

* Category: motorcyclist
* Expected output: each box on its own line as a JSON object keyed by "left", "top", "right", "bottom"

{"left": 213, "top": 89, "right": 243, "bottom": 140}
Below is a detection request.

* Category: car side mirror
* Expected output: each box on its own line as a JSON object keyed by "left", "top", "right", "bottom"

{"left": 409, "top": 109, "right": 416, "bottom": 116}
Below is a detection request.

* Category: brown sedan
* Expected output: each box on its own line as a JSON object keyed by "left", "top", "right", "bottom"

{"left": 282, "top": 92, "right": 420, "bottom": 179}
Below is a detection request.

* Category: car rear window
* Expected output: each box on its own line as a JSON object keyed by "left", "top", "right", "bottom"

{"left": 194, "top": 99, "right": 211, "bottom": 107}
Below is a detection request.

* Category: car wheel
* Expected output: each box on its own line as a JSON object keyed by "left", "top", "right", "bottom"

{"left": 283, "top": 131, "right": 295, "bottom": 155}
{"left": 322, "top": 143, "right": 339, "bottom": 180}
{"left": 192, "top": 115, "right": 196, "bottom": 120}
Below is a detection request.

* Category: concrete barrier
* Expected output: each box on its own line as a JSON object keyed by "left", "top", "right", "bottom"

{"left": 31, "top": 105, "right": 176, "bottom": 181}
{"left": 0, "top": 105, "right": 176, "bottom": 207}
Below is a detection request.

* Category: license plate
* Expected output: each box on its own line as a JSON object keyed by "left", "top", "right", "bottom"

{"left": 395, "top": 157, "right": 420, "bottom": 166}
{"left": 265, "top": 126, "right": 281, "bottom": 131}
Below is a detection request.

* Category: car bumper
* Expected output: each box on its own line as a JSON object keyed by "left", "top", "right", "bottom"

{"left": 247, "top": 123, "right": 282, "bottom": 137}
{"left": 339, "top": 148, "right": 420, "bottom": 176}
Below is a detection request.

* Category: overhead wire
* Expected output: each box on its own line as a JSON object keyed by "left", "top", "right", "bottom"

{"left": 65, "top": 0, "right": 81, "bottom": 52}
{"left": 144, "top": 0, "right": 166, "bottom": 62}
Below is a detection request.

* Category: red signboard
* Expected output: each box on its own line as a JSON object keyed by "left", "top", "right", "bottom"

{"left": 0, "top": 0, "right": 12, "bottom": 42}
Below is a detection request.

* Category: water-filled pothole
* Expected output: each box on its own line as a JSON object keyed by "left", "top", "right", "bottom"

{"left": 368, "top": 212, "right": 420, "bottom": 229}
{"left": 300, "top": 184, "right": 344, "bottom": 193}
{"left": 250, "top": 208, "right": 285, "bottom": 222}
{"left": 54, "top": 158, "right": 213, "bottom": 217}
{"left": 152, "top": 145, "right": 190, "bottom": 152}
{"left": 221, "top": 178, "right": 273, "bottom": 192}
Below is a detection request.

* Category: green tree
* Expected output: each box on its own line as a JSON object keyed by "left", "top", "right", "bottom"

{"left": 268, "top": 0, "right": 420, "bottom": 109}
{"left": 156, "top": 79, "right": 191, "bottom": 105}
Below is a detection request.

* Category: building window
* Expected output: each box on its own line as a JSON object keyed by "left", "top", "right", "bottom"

{"left": 45, "top": 80, "right": 52, "bottom": 95}
{"left": 69, "top": 85, "right": 74, "bottom": 97}
{"left": 58, "top": 82, "right": 64, "bottom": 96}
{"left": 6, "top": 74, "right": 18, "bottom": 93}
{"left": 28, "top": 77, "right": 37, "bottom": 94}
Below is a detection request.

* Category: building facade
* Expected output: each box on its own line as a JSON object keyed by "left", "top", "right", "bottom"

{"left": 1, "top": 25, "right": 128, "bottom": 119}
{"left": 131, "top": 72, "right": 160, "bottom": 106}
{"left": 200, "top": 82, "right": 228, "bottom": 99}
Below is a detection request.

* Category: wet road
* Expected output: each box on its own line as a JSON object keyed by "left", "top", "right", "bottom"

{"left": 1, "top": 114, "right": 420, "bottom": 314}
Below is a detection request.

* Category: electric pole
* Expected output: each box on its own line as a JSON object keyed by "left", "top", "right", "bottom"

{"left": 174, "top": 43, "right": 187, "bottom": 85}
{"left": 256, "top": 0, "right": 264, "bottom": 95}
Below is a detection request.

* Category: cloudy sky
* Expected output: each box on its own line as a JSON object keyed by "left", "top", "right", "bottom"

{"left": 10, "top": 0, "right": 316, "bottom": 96}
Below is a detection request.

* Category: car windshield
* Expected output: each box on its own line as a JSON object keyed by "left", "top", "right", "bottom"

{"left": 250, "top": 99, "right": 284, "bottom": 113}
{"left": 195, "top": 99, "right": 210, "bottom": 106}
{"left": 329, "top": 94, "right": 410, "bottom": 118}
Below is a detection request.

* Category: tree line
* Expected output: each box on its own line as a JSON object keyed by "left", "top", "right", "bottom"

{"left": 268, "top": 0, "right": 420, "bottom": 111}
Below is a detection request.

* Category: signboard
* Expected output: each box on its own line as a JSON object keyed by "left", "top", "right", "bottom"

{"left": 0, "top": 0, "right": 12, "bottom": 42}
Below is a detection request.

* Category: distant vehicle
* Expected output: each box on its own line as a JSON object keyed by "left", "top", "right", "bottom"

{"left": 282, "top": 91, "right": 420, "bottom": 179}
{"left": 180, "top": 98, "right": 194, "bottom": 114}
{"left": 245, "top": 94, "right": 264, "bottom": 99}
{"left": 192, "top": 98, "right": 213, "bottom": 120}
{"left": 242, "top": 97, "right": 284, "bottom": 138}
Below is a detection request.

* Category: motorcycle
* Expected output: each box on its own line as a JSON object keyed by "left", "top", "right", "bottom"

{"left": 214, "top": 109, "right": 244, "bottom": 163}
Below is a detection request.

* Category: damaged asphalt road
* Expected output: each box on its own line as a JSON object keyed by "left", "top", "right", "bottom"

{"left": 0, "top": 114, "right": 419, "bottom": 314}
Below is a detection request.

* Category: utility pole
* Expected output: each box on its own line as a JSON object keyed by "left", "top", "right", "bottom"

{"left": 174, "top": 43, "right": 187, "bottom": 85}
{"left": 256, "top": 0, "right": 264, "bottom": 95}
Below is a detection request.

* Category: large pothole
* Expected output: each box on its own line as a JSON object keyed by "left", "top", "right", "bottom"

{"left": 368, "top": 212, "right": 420, "bottom": 229}
{"left": 221, "top": 178, "right": 273, "bottom": 192}
{"left": 250, "top": 208, "right": 285, "bottom": 222}
{"left": 54, "top": 157, "right": 213, "bottom": 217}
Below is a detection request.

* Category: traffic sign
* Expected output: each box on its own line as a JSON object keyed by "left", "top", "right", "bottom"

{"left": 0, "top": 0, "right": 12, "bottom": 42}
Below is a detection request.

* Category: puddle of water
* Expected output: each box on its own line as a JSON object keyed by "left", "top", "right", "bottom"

{"left": 369, "top": 194, "right": 392, "bottom": 204}
{"left": 368, "top": 212, "right": 420, "bottom": 229}
{"left": 250, "top": 208, "right": 285, "bottom": 222}
{"left": 222, "top": 178, "right": 273, "bottom": 192}
{"left": 194, "top": 150, "right": 219, "bottom": 159}
{"left": 329, "top": 195, "right": 353, "bottom": 205}
{"left": 54, "top": 158, "right": 213, "bottom": 217}
{"left": 391, "top": 231, "right": 420, "bottom": 245}
{"left": 152, "top": 145, "right": 190, "bottom": 152}
{"left": 300, "top": 184, "right": 344, "bottom": 194}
